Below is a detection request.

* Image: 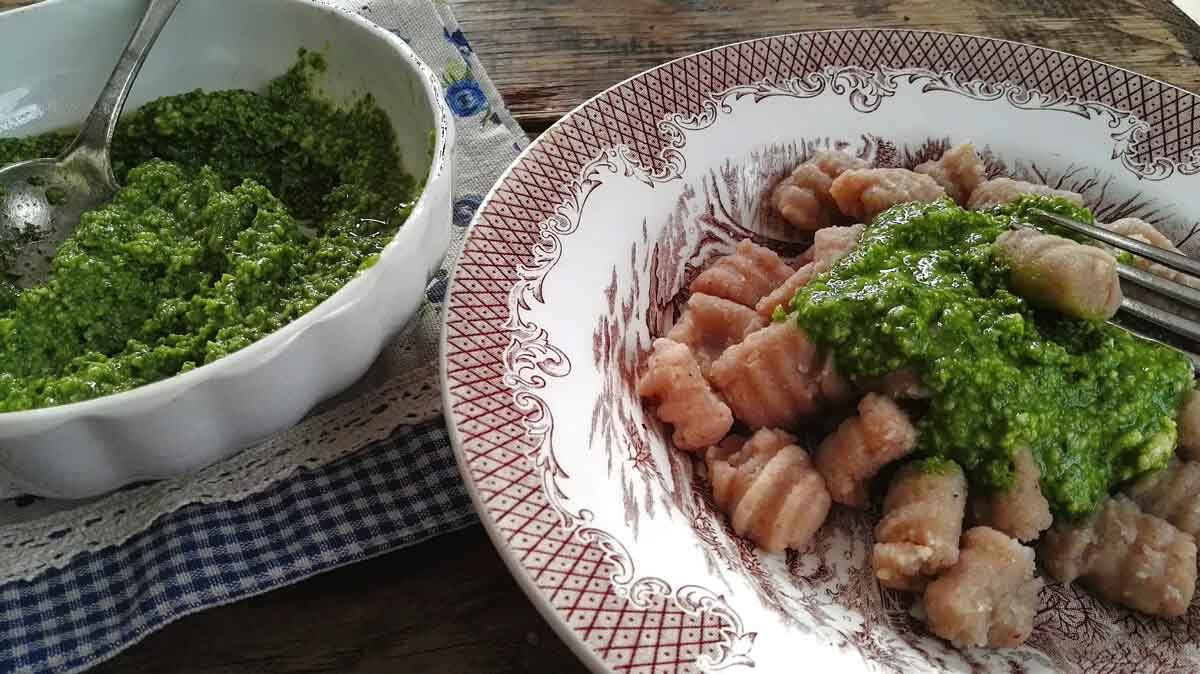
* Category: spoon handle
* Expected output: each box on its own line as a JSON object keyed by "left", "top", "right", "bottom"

{"left": 60, "top": 0, "right": 182, "bottom": 176}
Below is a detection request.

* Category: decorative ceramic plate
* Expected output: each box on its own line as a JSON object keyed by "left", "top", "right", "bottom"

{"left": 441, "top": 30, "right": 1200, "bottom": 673}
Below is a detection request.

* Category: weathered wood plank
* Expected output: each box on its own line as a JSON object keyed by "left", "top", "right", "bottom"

{"left": 450, "top": 0, "right": 1200, "bottom": 132}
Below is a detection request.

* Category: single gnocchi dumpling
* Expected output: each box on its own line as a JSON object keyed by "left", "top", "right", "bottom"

{"left": 667, "top": 293, "right": 765, "bottom": 377}
{"left": 709, "top": 322, "right": 827, "bottom": 429}
{"left": 754, "top": 262, "right": 817, "bottom": 319}
{"left": 1125, "top": 459, "right": 1200, "bottom": 537}
{"left": 1106, "top": 216, "right": 1175, "bottom": 250}
{"left": 810, "top": 223, "right": 865, "bottom": 272}
{"left": 966, "top": 177, "right": 1083, "bottom": 210}
{"left": 1040, "top": 496, "right": 1196, "bottom": 618}
{"left": 924, "top": 527, "right": 1043, "bottom": 649}
{"left": 1104, "top": 217, "right": 1198, "bottom": 288}
{"left": 753, "top": 223, "right": 865, "bottom": 319}
{"left": 689, "top": 239, "right": 794, "bottom": 309}
{"left": 706, "top": 428, "right": 831, "bottom": 552}
{"left": 772, "top": 151, "right": 872, "bottom": 231}
{"left": 637, "top": 339, "right": 733, "bottom": 451}
{"left": 829, "top": 168, "right": 946, "bottom": 223}
{"left": 914, "top": 142, "right": 986, "bottom": 205}
{"left": 995, "top": 227, "right": 1122, "bottom": 321}
{"left": 809, "top": 149, "right": 871, "bottom": 178}
{"left": 814, "top": 393, "right": 918, "bottom": 507}
{"left": 873, "top": 459, "right": 967, "bottom": 591}
{"left": 971, "top": 447, "right": 1052, "bottom": 542}
{"left": 813, "top": 350, "right": 854, "bottom": 408}
{"left": 772, "top": 164, "right": 839, "bottom": 231}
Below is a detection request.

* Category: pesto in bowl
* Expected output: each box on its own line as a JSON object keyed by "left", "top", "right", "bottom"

{"left": 0, "top": 50, "right": 417, "bottom": 412}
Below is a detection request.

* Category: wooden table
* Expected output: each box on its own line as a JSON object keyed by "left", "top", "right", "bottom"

{"left": 1, "top": 0, "right": 1197, "bottom": 672}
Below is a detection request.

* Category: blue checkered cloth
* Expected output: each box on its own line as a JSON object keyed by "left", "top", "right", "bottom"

{"left": 2, "top": 422, "right": 472, "bottom": 673}
{"left": 0, "top": 1, "right": 528, "bottom": 671}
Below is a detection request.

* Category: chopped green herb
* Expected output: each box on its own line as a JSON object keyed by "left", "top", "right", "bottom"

{"left": 791, "top": 196, "right": 1192, "bottom": 518}
{"left": 0, "top": 50, "right": 417, "bottom": 412}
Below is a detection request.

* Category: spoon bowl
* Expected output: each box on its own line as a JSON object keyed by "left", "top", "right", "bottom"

{"left": 0, "top": 0, "right": 178, "bottom": 287}
{"left": 0, "top": 153, "right": 116, "bottom": 287}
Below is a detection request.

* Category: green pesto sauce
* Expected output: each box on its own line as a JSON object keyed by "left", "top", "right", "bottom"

{"left": 0, "top": 50, "right": 416, "bottom": 412}
{"left": 790, "top": 196, "right": 1193, "bottom": 519}
{"left": 912, "top": 456, "right": 962, "bottom": 477}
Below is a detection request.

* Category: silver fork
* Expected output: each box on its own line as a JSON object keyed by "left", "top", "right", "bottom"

{"left": 1033, "top": 209, "right": 1200, "bottom": 367}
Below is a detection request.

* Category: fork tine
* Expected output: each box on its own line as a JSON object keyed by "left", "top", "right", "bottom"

{"left": 1117, "top": 263, "right": 1200, "bottom": 310}
{"left": 1032, "top": 209, "right": 1200, "bottom": 278}
{"left": 1119, "top": 296, "right": 1200, "bottom": 343}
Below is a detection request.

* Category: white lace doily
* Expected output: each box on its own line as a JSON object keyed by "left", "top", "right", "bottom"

{"left": 0, "top": 311, "right": 444, "bottom": 584}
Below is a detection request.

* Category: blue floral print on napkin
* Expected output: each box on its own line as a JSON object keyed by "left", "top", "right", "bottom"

{"left": 444, "top": 27, "right": 472, "bottom": 56}
{"left": 441, "top": 31, "right": 503, "bottom": 127}
{"left": 452, "top": 194, "right": 483, "bottom": 227}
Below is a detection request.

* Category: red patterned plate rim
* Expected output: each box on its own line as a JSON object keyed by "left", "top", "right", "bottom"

{"left": 440, "top": 29, "right": 1200, "bottom": 673}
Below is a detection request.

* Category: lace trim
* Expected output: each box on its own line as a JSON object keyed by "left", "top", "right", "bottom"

{"left": 0, "top": 329, "right": 443, "bottom": 584}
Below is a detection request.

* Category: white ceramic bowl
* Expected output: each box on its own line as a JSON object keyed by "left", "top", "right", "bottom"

{"left": 444, "top": 31, "right": 1200, "bottom": 674}
{"left": 0, "top": 0, "right": 453, "bottom": 498}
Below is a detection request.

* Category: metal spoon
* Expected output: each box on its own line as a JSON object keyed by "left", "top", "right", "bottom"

{"left": 0, "top": 0, "right": 181, "bottom": 288}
